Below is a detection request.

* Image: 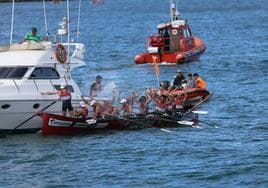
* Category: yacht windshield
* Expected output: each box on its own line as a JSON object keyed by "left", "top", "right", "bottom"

{"left": 29, "top": 67, "right": 60, "bottom": 79}
{"left": 0, "top": 67, "right": 28, "bottom": 79}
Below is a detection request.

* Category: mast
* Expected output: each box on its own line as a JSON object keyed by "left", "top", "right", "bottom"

{"left": 76, "top": 0, "right": 81, "bottom": 42}
{"left": 9, "top": 0, "right": 15, "bottom": 45}
{"left": 170, "top": 0, "right": 174, "bottom": 21}
{"left": 43, "top": 0, "right": 48, "bottom": 39}
{"left": 66, "top": 0, "right": 70, "bottom": 64}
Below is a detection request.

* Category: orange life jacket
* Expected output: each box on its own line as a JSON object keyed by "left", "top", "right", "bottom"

{"left": 195, "top": 77, "right": 206, "bottom": 90}
{"left": 59, "top": 89, "right": 71, "bottom": 100}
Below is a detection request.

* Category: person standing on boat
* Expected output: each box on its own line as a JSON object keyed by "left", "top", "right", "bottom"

{"left": 187, "top": 73, "right": 194, "bottom": 88}
{"left": 193, "top": 73, "right": 207, "bottom": 90}
{"left": 41, "top": 83, "right": 73, "bottom": 116}
{"left": 90, "top": 75, "right": 103, "bottom": 96}
{"left": 24, "top": 27, "right": 41, "bottom": 43}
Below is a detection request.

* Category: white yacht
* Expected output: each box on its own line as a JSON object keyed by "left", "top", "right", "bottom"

{"left": 0, "top": 41, "right": 86, "bottom": 133}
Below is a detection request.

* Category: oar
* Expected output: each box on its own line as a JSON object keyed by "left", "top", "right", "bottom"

{"left": 192, "top": 110, "right": 208, "bottom": 115}
{"left": 160, "top": 128, "right": 173, "bottom": 133}
{"left": 104, "top": 113, "right": 173, "bottom": 133}
{"left": 198, "top": 119, "right": 219, "bottom": 128}
{"left": 187, "top": 92, "right": 213, "bottom": 112}
{"left": 1, "top": 98, "right": 59, "bottom": 137}
{"left": 177, "top": 120, "right": 194, "bottom": 126}
{"left": 85, "top": 119, "right": 97, "bottom": 125}
{"left": 152, "top": 111, "right": 198, "bottom": 127}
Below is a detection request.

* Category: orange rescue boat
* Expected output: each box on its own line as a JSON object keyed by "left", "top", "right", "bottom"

{"left": 135, "top": 1, "right": 206, "bottom": 65}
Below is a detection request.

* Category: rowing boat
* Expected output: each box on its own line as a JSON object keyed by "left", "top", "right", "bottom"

{"left": 41, "top": 113, "right": 109, "bottom": 135}
{"left": 41, "top": 110, "right": 199, "bottom": 135}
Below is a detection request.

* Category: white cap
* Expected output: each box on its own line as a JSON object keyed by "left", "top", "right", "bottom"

{"left": 79, "top": 101, "right": 87, "bottom": 107}
{"left": 120, "top": 98, "right": 127, "bottom": 104}
{"left": 89, "top": 100, "right": 96, "bottom": 106}
{"left": 60, "top": 83, "right": 66, "bottom": 89}
{"left": 177, "top": 69, "right": 181, "bottom": 73}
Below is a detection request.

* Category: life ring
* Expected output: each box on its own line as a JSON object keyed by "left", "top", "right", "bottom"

{"left": 172, "top": 29, "right": 178, "bottom": 35}
{"left": 55, "top": 44, "right": 67, "bottom": 64}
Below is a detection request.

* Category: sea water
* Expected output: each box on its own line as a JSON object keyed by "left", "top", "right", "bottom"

{"left": 0, "top": 0, "right": 267, "bottom": 187}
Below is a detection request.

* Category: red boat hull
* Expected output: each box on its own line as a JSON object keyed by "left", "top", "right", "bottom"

{"left": 135, "top": 37, "right": 206, "bottom": 64}
{"left": 41, "top": 113, "right": 109, "bottom": 135}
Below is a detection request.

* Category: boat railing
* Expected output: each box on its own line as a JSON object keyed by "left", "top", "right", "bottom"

{"left": 12, "top": 79, "right": 20, "bottom": 93}
{"left": 0, "top": 42, "right": 85, "bottom": 62}
{"left": 145, "top": 35, "right": 172, "bottom": 53}
{"left": 11, "top": 78, "right": 62, "bottom": 94}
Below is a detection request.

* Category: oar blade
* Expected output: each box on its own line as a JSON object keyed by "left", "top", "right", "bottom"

{"left": 192, "top": 110, "right": 208, "bottom": 115}
{"left": 160, "top": 128, "right": 173, "bottom": 133}
{"left": 177, "top": 120, "right": 194, "bottom": 126}
{"left": 86, "top": 119, "right": 97, "bottom": 125}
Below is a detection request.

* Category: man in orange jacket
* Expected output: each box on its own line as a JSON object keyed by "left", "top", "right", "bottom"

{"left": 193, "top": 73, "right": 206, "bottom": 90}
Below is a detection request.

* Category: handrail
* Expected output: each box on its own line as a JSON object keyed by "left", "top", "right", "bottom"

{"left": 12, "top": 79, "right": 20, "bottom": 93}
{"left": 33, "top": 79, "right": 39, "bottom": 92}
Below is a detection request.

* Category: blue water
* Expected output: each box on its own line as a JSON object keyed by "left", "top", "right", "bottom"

{"left": 0, "top": 0, "right": 268, "bottom": 187}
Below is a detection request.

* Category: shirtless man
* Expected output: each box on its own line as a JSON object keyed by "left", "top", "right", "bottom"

{"left": 136, "top": 96, "right": 151, "bottom": 115}
{"left": 74, "top": 101, "right": 88, "bottom": 118}
{"left": 89, "top": 75, "right": 103, "bottom": 96}
{"left": 112, "top": 92, "right": 138, "bottom": 116}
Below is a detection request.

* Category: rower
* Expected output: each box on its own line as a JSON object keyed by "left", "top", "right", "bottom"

{"left": 174, "top": 91, "right": 187, "bottom": 110}
{"left": 154, "top": 94, "right": 167, "bottom": 112}
{"left": 118, "top": 98, "right": 133, "bottom": 116}
{"left": 111, "top": 92, "right": 139, "bottom": 116}
{"left": 136, "top": 96, "right": 151, "bottom": 115}
{"left": 90, "top": 100, "right": 103, "bottom": 120}
{"left": 74, "top": 101, "right": 89, "bottom": 118}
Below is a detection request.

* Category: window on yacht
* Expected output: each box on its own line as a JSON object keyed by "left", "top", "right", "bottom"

{"left": 0, "top": 67, "right": 28, "bottom": 79}
{"left": 29, "top": 67, "right": 60, "bottom": 79}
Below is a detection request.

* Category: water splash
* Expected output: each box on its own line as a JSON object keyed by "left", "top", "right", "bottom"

{"left": 97, "top": 82, "right": 118, "bottom": 100}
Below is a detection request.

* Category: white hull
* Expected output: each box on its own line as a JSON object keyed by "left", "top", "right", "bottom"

{"left": 0, "top": 42, "right": 87, "bottom": 133}
{"left": 0, "top": 99, "right": 82, "bottom": 133}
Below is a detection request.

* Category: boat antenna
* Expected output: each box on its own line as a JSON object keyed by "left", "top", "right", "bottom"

{"left": 176, "top": 0, "right": 179, "bottom": 11}
{"left": 175, "top": 0, "right": 180, "bottom": 20}
{"left": 170, "top": 0, "right": 179, "bottom": 21}
{"left": 76, "top": 0, "right": 81, "bottom": 42}
{"left": 9, "top": 0, "right": 15, "bottom": 45}
{"left": 42, "top": 0, "right": 49, "bottom": 39}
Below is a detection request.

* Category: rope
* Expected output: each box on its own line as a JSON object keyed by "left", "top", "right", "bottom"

{"left": 76, "top": 0, "right": 82, "bottom": 42}
{"left": 9, "top": 0, "right": 15, "bottom": 45}
{"left": 43, "top": 0, "right": 48, "bottom": 37}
